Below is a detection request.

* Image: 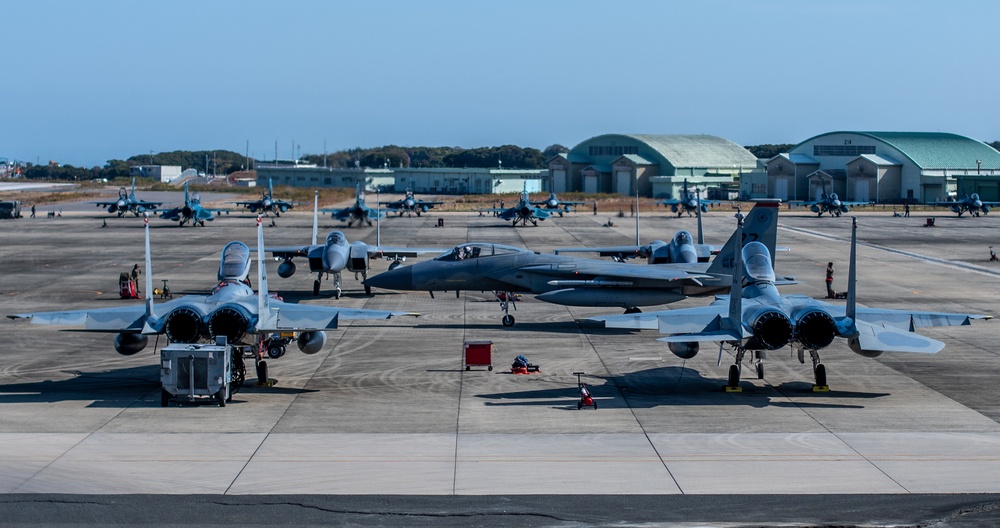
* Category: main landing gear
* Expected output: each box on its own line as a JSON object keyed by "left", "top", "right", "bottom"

{"left": 313, "top": 271, "right": 343, "bottom": 298}
{"left": 724, "top": 348, "right": 766, "bottom": 391}
{"left": 354, "top": 270, "right": 372, "bottom": 296}
{"left": 495, "top": 291, "right": 520, "bottom": 327}
{"left": 798, "top": 348, "right": 828, "bottom": 391}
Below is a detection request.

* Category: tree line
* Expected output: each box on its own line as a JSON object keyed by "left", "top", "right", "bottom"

{"left": 15, "top": 141, "right": 1000, "bottom": 182}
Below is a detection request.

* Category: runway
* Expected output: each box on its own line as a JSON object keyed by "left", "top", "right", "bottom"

{"left": 2, "top": 204, "right": 999, "bottom": 525}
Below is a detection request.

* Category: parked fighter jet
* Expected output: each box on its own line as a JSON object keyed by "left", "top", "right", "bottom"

{"left": 365, "top": 201, "right": 786, "bottom": 326}
{"left": 481, "top": 185, "right": 551, "bottom": 227}
{"left": 8, "top": 216, "right": 416, "bottom": 384}
{"left": 531, "top": 192, "right": 586, "bottom": 216}
{"left": 159, "top": 182, "right": 227, "bottom": 226}
{"left": 660, "top": 179, "right": 721, "bottom": 217}
{"left": 930, "top": 193, "right": 1000, "bottom": 217}
{"left": 556, "top": 230, "right": 715, "bottom": 264}
{"left": 268, "top": 192, "right": 445, "bottom": 297}
{"left": 323, "top": 183, "right": 384, "bottom": 227}
{"left": 789, "top": 179, "right": 869, "bottom": 217}
{"left": 93, "top": 178, "right": 163, "bottom": 217}
{"left": 384, "top": 187, "right": 443, "bottom": 217}
{"left": 231, "top": 177, "right": 295, "bottom": 217}
{"left": 590, "top": 215, "right": 990, "bottom": 390}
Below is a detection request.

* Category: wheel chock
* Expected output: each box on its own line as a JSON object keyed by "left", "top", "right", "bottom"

{"left": 812, "top": 385, "right": 830, "bottom": 392}
{"left": 724, "top": 385, "right": 742, "bottom": 393}
{"left": 253, "top": 379, "right": 278, "bottom": 388}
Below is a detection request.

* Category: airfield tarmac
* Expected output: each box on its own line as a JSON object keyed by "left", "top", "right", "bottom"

{"left": 2, "top": 198, "right": 1000, "bottom": 526}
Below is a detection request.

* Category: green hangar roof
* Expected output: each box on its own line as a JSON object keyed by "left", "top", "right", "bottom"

{"left": 571, "top": 134, "right": 757, "bottom": 169}
{"left": 798, "top": 132, "right": 1000, "bottom": 170}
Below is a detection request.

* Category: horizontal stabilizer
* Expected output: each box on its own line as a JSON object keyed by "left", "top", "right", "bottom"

{"left": 8, "top": 307, "right": 146, "bottom": 332}
{"left": 656, "top": 330, "right": 743, "bottom": 344}
{"left": 854, "top": 319, "right": 944, "bottom": 354}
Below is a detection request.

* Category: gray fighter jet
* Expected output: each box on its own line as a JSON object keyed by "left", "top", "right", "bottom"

{"left": 231, "top": 177, "right": 295, "bottom": 217}
{"left": 480, "top": 185, "right": 552, "bottom": 226}
{"left": 531, "top": 192, "right": 586, "bottom": 216}
{"left": 322, "top": 183, "right": 384, "bottom": 227}
{"left": 365, "top": 201, "right": 786, "bottom": 326}
{"left": 92, "top": 178, "right": 163, "bottom": 217}
{"left": 590, "top": 215, "right": 990, "bottom": 390}
{"left": 384, "top": 186, "right": 443, "bottom": 217}
{"left": 930, "top": 193, "right": 1000, "bottom": 217}
{"left": 9, "top": 216, "right": 416, "bottom": 383}
{"left": 268, "top": 192, "right": 446, "bottom": 298}
{"left": 788, "top": 179, "right": 869, "bottom": 217}
{"left": 660, "top": 179, "right": 721, "bottom": 217}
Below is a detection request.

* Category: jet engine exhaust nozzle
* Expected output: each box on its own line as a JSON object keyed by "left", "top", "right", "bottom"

{"left": 208, "top": 305, "right": 252, "bottom": 344}
{"left": 794, "top": 309, "right": 837, "bottom": 350}
{"left": 747, "top": 309, "right": 792, "bottom": 350}
{"left": 163, "top": 307, "right": 204, "bottom": 343}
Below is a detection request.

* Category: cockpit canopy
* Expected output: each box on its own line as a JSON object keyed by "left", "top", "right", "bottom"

{"left": 219, "top": 242, "right": 252, "bottom": 281}
{"left": 971, "top": 193, "right": 981, "bottom": 201}
{"left": 326, "top": 231, "right": 347, "bottom": 247}
{"left": 435, "top": 242, "right": 527, "bottom": 261}
{"left": 673, "top": 230, "right": 693, "bottom": 247}
{"left": 829, "top": 193, "right": 839, "bottom": 201}
{"left": 742, "top": 241, "right": 775, "bottom": 282}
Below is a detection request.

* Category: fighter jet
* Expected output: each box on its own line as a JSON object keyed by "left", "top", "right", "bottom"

{"left": 8, "top": 216, "right": 416, "bottom": 385}
{"left": 481, "top": 185, "right": 551, "bottom": 227}
{"left": 93, "top": 178, "right": 163, "bottom": 217}
{"left": 555, "top": 230, "right": 715, "bottom": 264}
{"left": 231, "top": 177, "right": 295, "bottom": 217}
{"left": 660, "top": 179, "right": 721, "bottom": 217}
{"left": 383, "top": 186, "right": 443, "bottom": 217}
{"left": 930, "top": 193, "right": 1000, "bottom": 217}
{"left": 268, "top": 192, "right": 446, "bottom": 298}
{"left": 789, "top": 179, "right": 869, "bottom": 217}
{"left": 159, "top": 182, "right": 228, "bottom": 226}
{"left": 323, "top": 183, "right": 384, "bottom": 227}
{"left": 365, "top": 201, "right": 786, "bottom": 326}
{"left": 531, "top": 192, "right": 586, "bottom": 217}
{"left": 590, "top": 215, "right": 990, "bottom": 390}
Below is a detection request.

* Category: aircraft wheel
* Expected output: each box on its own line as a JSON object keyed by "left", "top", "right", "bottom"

{"left": 834, "top": 211, "right": 841, "bottom": 217}
{"left": 199, "top": 221, "right": 205, "bottom": 226}
{"left": 756, "top": 363, "right": 765, "bottom": 379}
{"left": 216, "top": 389, "right": 226, "bottom": 407}
{"left": 335, "top": 288, "right": 342, "bottom": 299}
{"left": 512, "top": 220, "right": 518, "bottom": 227}
{"left": 814, "top": 364, "right": 827, "bottom": 387}
{"left": 365, "top": 284, "right": 372, "bottom": 296}
{"left": 267, "top": 346, "right": 285, "bottom": 359}
{"left": 256, "top": 361, "right": 268, "bottom": 385}
{"left": 313, "top": 280, "right": 321, "bottom": 296}
{"left": 161, "top": 389, "right": 170, "bottom": 407}
{"left": 593, "top": 401, "right": 597, "bottom": 410}
{"left": 275, "top": 211, "right": 280, "bottom": 218}
{"left": 502, "top": 314, "right": 515, "bottom": 327}
{"left": 728, "top": 364, "right": 740, "bottom": 388}
{"left": 558, "top": 212, "right": 563, "bottom": 217}
{"left": 577, "top": 402, "right": 582, "bottom": 410}
{"left": 623, "top": 307, "right": 642, "bottom": 314}
{"left": 416, "top": 211, "right": 421, "bottom": 217}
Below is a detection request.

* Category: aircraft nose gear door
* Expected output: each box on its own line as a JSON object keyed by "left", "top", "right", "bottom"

{"left": 494, "top": 291, "right": 519, "bottom": 326}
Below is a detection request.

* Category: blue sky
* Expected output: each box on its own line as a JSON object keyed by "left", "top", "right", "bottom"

{"left": 3, "top": 0, "right": 998, "bottom": 168}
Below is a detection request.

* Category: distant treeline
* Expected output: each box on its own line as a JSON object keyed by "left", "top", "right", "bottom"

{"left": 17, "top": 141, "right": 1000, "bottom": 182}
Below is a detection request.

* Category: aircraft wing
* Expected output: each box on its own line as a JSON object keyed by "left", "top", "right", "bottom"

{"left": 554, "top": 245, "right": 646, "bottom": 259}
{"left": 786, "top": 200, "right": 818, "bottom": 206}
{"left": 532, "top": 207, "right": 552, "bottom": 219}
{"left": 367, "top": 246, "right": 449, "bottom": 259}
{"left": 517, "top": 259, "right": 710, "bottom": 286}
{"left": 231, "top": 200, "right": 260, "bottom": 207}
{"left": 383, "top": 201, "right": 405, "bottom": 211}
{"left": 262, "top": 301, "right": 418, "bottom": 332}
{"left": 365, "top": 207, "right": 385, "bottom": 220}
{"left": 7, "top": 298, "right": 189, "bottom": 333}
{"left": 851, "top": 319, "right": 944, "bottom": 353}
{"left": 134, "top": 200, "right": 163, "bottom": 209}
{"left": 267, "top": 244, "right": 319, "bottom": 259}
{"left": 589, "top": 301, "right": 730, "bottom": 331}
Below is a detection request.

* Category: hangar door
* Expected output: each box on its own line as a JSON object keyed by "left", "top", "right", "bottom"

{"left": 854, "top": 180, "right": 869, "bottom": 202}
{"left": 552, "top": 170, "right": 567, "bottom": 193}
{"left": 583, "top": 174, "right": 599, "bottom": 194}
{"left": 615, "top": 170, "right": 632, "bottom": 196}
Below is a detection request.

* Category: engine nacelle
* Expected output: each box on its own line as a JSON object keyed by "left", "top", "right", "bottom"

{"left": 163, "top": 306, "right": 205, "bottom": 343}
{"left": 983, "top": 205, "right": 991, "bottom": 214}
{"left": 745, "top": 307, "right": 792, "bottom": 350}
{"left": 114, "top": 333, "right": 148, "bottom": 355}
{"left": 348, "top": 243, "right": 370, "bottom": 274}
{"left": 848, "top": 337, "right": 884, "bottom": 358}
{"left": 792, "top": 308, "right": 837, "bottom": 350}
{"left": 667, "top": 340, "right": 699, "bottom": 359}
{"left": 277, "top": 260, "right": 296, "bottom": 278}
{"left": 207, "top": 305, "right": 252, "bottom": 344}
{"left": 296, "top": 331, "right": 328, "bottom": 355}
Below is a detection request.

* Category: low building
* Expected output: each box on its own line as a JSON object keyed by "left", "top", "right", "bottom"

{"left": 255, "top": 164, "right": 546, "bottom": 195}
{"left": 130, "top": 165, "right": 183, "bottom": 183}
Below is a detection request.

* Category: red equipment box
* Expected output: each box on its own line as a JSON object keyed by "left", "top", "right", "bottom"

{"left": 464, "top": 340, "right": 493, "bottom": 371}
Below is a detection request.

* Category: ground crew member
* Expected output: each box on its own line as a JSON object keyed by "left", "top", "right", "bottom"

{"left": 30, "top": 204, "right": 36, "bottom": 218}
{"left": 825, "top": 262, "right": 835, "bottom": 298}
{"left": 904, "top": 202, "right": 910, "bottom": 217}
{"left": 131, "top": 264, "right": 142, "bottom": 294}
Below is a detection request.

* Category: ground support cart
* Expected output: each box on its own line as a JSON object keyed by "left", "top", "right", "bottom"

{"left": 160, "top": 343, "right": 233, "bottom": 407}
{"left": 464, "top": 340, "right": 493, "bottom": 371}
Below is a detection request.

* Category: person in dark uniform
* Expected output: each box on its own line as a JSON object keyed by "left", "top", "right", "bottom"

{"left": 904, "top": 202, "right": 910, "bottom": 217}
{"left": 825, "top": 262, "right": 835, "bottom": 298}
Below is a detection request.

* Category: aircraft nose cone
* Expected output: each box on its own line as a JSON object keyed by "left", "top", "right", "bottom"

{"left": 365, "top": 266, "right": 413, "bottom": 291}
{"left": 323, "top": 251, "right": 346, "bottom": 273}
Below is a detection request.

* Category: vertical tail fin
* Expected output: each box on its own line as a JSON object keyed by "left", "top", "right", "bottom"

{"left": 727, "top": 212, "right": 745, "bottom": 326}
{"left": 846, "top": 216, "right": 857, "bottom": 320}
{"left": 131, "top": 177, "right": 137, "bottom": 198}
{"left": 311, "top": 191, "right": 319, "bottom": 246}
{"left": 706, "top": 200, "right": 780, "bottom": 276}
{"left": 268, "top": 177, "right": 274, "bottom": 197}
{"left": 183, "top": 182, "right": 190, "bottom": 206}
{"left": 257, "top": 215, "right": 269, "bottom": 319}
{"left": 695, "top": 188, "right": 705, "bottom": 245}
{"left": 143, "top": 215, "right": 155, "bottom": 320}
